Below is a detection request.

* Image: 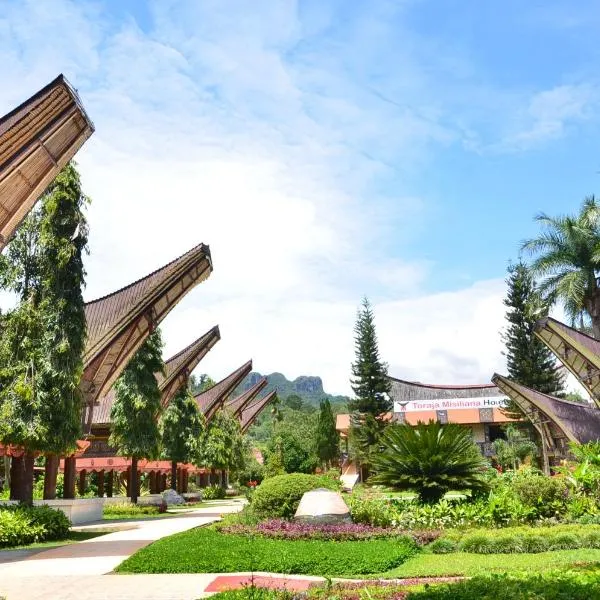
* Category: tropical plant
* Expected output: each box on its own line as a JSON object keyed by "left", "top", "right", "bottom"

{"left": 502, "top": 262, "right": 563, "bottom": 416}
{"left": 370, "top": 421, "right": 490, "bottom": 504}
{"left": 0, "top": 163, "right": 89, "bottom": 503}
{"left": 110, "top": 330, "right": 165, "bottom": 503}
{"left": 160, "top": 385, "right": 205, "bottom": 491}
{"left": 492, "top": 425, "right": 538, "bottom": 470}
{"left": 521, "top": 196, "right": 600, "bottom": 336}
{"left": 315, "top": 399, "right": 340, "bottom": 468}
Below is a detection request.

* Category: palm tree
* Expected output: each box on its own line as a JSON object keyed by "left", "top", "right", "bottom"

{"left": 370, "top": 420, "right": 489, "bottom": 504}
{"left": 522, "top": 196, "right": 600, "bottom": 337}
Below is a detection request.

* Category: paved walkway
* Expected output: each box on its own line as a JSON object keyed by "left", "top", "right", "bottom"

{"left": 0, "top": 501, "right": 243, "bottom": 600}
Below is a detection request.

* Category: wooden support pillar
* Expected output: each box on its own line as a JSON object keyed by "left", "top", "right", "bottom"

{"left": 43, "top": 454, "right": 59, "bottom": 500}
{"left": 63, "top": 457, "right": 76, "bottom": 499}
{"left": 97, "top": 470, "right": 105, "bottom": 497}
{"left": 106, "top": 470, "right": 113, "bottom": 497}
{"left": 78, "top": 469, "right": 87, "bottom": 497}
{"left": 161, "top": 473, "right": 167, "bottom": 492}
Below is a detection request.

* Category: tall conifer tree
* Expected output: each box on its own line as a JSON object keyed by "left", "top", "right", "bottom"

{"left": 110, "top": 330, "right": 164, "bottom": 503}
{"left": 160, "top": 385, "right": 205, "bottom": 491}
{"left": 0, "top": 163, "right": 89, "bottom": 503}
{"left": 315, "top": 399, "right": 339, "bottom": 468}
{"left": 502, "top": 262, "right": 564, "bottom": 417}
{"left": 349, "top": 297, "right": 391, "bottom": 480}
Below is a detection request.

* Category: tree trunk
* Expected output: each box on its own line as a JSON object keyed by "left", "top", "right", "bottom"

{"left": 63, "top": 457, "right": 76, "bottom": 499}
{"left": 171, "top": 460, "right": 177, "bottom": 491}
{"left": 130, "top": 457, "right": 139, "bottom": 504}
{"left": 43, "top": 454, "right": 59, "bottom": 500}
{"left": 10, "top": 453, "right": 35, "bottom": 504}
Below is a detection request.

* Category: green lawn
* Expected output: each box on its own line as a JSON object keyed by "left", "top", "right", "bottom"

{"left": 0, "top": 530, "right": 106, "bottom": 552}
{"left": 115, "top": 526, "right": 417, "bottom": 577}
{"left": 380, "top": 549, "right": 600, "bottom": 578}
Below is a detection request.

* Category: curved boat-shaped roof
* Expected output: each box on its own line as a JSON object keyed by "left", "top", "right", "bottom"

{"left": 535, "top": 317, "right": 600, "bottom": 406}
{"left": 389, "top": 375, "right": 501, "bottom": 402}
{"left": 0, "top": 74, "right": 94, "bottom": 249}
{"left": 492, "top": 373, "right": 600, "bottom": 449}
{"left": 158, "top": 326, "right": 221, "bottom": 409}
{"left": 194, "top": 360, "right": 253, "bottom": 421}
{"left": 80, "top": 243, "right": 212, "bottom": 430}
{"left": 225, "top": 376, "right": 268, "bottom": 418}
{"left": 241, "top": 391, "right": 277, "bottom": 433}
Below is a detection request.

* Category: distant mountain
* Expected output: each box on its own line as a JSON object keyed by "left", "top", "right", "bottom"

{"left": 238, "top": 371, "right": 349, "bottom": 408}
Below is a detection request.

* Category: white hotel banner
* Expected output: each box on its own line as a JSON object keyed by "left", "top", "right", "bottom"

{"left": 393, "top": 396, "right": 508, "bottom": 413}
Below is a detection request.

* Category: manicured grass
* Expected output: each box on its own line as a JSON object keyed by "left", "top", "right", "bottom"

{"left": 116, "top": 525, "right": 417, "bottom": 576}
{"left": 0, "top": 530, "right": 106, "bottom": 551}
{"left": 379, "top": 549, "right": 600, "bottom": 578}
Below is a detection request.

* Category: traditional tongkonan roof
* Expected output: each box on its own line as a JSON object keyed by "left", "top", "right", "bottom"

{"left": 534, "top": 317, "right": 600, "bottom": 406}
{"left": 81, "top": 243, "right": 213, "bottom": 430}
{"left": 225, "top": 376, "right": 268, "bottom": 418}
{"left": 158, "top": 326, "right": 221, "bottom": 409}
{"left": 241, "top": 391, "right": 277, "bottom": 434}
{"left": 0, "top": 74, "right": 94, "bottom": 249}
{"left": 492, "top": 374, "right": 600, "bottom": 451}
{"left": 389, "top": 376, "right": 502, "bottom": 401}
{"left": 194, "top": 360, "right": 253, "bottom": 421}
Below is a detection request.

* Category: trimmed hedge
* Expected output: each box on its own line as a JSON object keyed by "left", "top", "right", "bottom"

{"left": 103, "top": 503, "right": 163, "bottom": 518}
{"left": 251, "top": 473, "right": 340, "bottom": 519}
{"left": 116, "top": 525, "right": 417, "bottom": 576}
{"left": 0, "top": 505, "right": 70, "bottom": 548}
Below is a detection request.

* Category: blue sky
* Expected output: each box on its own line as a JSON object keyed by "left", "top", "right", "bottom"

{"left": 1, "top": 0, "right": 598, "bottom": 394}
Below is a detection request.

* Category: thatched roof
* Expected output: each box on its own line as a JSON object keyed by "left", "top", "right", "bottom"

{"left": 80, "top": 243, "right": 212, "bottom": 430}
{"left": 241, "top": 391, "right": 277, "bottom": 433}
{"left": 535, "top": 317, "right": 600, "bottom": 406}
{"left": 158, "top": 326, "right": 221, "bottom": 409}
{"left": 194, "top": 360, "right": 253, "bottom": 421}
{"left": 389, "top": 376, "right": 502, "bottom": 402}
{"left": 0, "top": 74, "right": 94, "bottom": 249}
{"left": 225, "top": 376, "right": 268, "bottom": 418}
{"left": 492, "top": 374, "right": 600, "bottom": 449}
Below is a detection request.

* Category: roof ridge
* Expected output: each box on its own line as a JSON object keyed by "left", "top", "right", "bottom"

{"left": 388, "top": 375, "right": 496, "bottom": 390}
{"left": 164, "top": 325, "right": 220, "bottom": 367}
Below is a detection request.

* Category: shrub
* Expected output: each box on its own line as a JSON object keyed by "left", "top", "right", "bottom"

{"left": 509, "top": 470, "right": 568, "bottom": 518}
{"left": 103, "top": 503, "right": 162, "bottom": 518}
{"left": 202, "top": 485, "right": 226, "bottom": 500}
{"left": 250, "top": 473, "right": 339, "bottom": 519}
{"left": 428, "top": 538, "right": 458, "bottom": 554}
{"left": 0, "top": 505, "right": 71, "bottom": 547}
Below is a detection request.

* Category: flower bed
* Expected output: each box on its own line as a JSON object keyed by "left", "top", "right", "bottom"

{"left": 217, "top": 518, "right": 439, "bottom": 545}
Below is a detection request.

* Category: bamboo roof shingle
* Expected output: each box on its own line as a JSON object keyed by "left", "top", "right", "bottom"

{"left": 492, "top": 374, "right": 600, "bottom": 449}
{"left": 535, "top": 317, "right": 600, "bottom": 406}
{"left": 158, "top": 326, "right": 221, "bottom": 409}
{"left": 241, "top": 391, "right": 277, "bottom": 433}
{"left": 194, "top": 360, "right": 253, "bottom": 421}
{"left": 81, "top": 243, "right": 213, "bottom": 430}
{"left": 225, "top": 376, "right": 268, "bottom": 418}
{"left": 0, "top": 75, "right": 94, "bottom": 249}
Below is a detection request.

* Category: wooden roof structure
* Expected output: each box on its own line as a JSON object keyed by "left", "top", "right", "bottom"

{"left": 194, "top": 360, "right": 253, "bottom": 421}
{"left": 81, "top": 243, "right": 212, "bottom": 430}
{"left": 389, "top": 376, "right": 502, "bottom": 402}
{"left": 225, "top": 376, "right": 268, "bottom": 418}
{"left": 0, "top": 74, "right": 94, "bottom": 249}
{"left": 241, "top": 391, "right": 277, "bottom": 433}
{"left": 534, "top": 317, "right": 600, "bottom": 406}
{"left": 492, "top": 374, "right": 600, "bottom": 454}
{"left": 158, "top": 326, "right": 221, "bottom": 409}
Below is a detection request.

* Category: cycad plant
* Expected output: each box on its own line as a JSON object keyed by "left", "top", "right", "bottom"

{"left": 370, "top": 420, "right": 489, "bottom": 504}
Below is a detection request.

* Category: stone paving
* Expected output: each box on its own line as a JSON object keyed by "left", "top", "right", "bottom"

{"left": 0, "top": 501, "right": 244, "bottom": 600}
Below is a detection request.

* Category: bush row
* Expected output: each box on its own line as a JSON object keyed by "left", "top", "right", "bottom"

{"left": 0, "top": 505, "right": 70, "bottom": 547}
{"left": 103, "top": 503, "right": 163, "bottom": 517}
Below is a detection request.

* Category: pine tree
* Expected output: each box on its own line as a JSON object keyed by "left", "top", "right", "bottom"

{"left": 0, "top": 163, "right": 89, "bottom": 503}
{"left": 109, "top": 330, "right": 164, "bottom": 503}
{"left": 349, "top": 297, "right": 391, "bottom": 480}
{"left": 315, "top": 399, "right": 339, "bottom": 468}
{"left": 502, "top": 262, "right": 564, "bottom": 417}
{"left": 160, "top": 385, "right": 205, "bottom": 491}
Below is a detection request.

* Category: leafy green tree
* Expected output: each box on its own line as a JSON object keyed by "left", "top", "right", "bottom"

{"left": 283, "top": 394, "right": 304, "bottom": 411}
{"left": 160, "top": 385, "right": 205, "bottom": 490}
{"left": 493, "top": 424, "right": 538, "bottom": 471}
{"left": 315, "top": 399, "right": 339, "bottom": 468}
{"left": 522, "top": 196, "right": 600, "bottom": 336}
{"left": 0, "top": 164, "right": 89, "bottom": 503}
{"left": 263, "top": 437, "right": 285, "bottom": 478}
{"left": 190, "top": 374, "right": 216, "bottom": 395}
{"left": 502, "top": 262, "right": 564, "bottom": 417}
{"left": 349, "top": 297, "right": 391, "bottom": 480}
{"left": 202, "top": 409, "right": 246, "bottom": 484}
{"left": 371, "top": 420, "right": 489, "bottom": 504}
{"left": 110, "top": 330, "right": 164, "bottom": 503}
